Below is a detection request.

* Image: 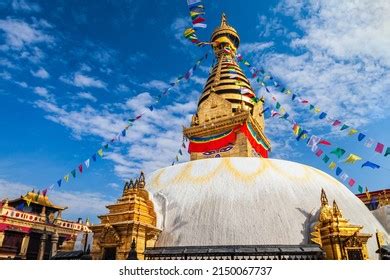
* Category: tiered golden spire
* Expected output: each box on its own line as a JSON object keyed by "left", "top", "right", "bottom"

{"left": 91, "top": 171, "right": 160, "bottom": 260}
{"left": 198, "top": 14, "right": 257, "bottom": 114}
{"left": 184, "top": 13, "right": 271, "bottom": 160}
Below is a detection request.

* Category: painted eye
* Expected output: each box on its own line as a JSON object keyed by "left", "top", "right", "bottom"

{"left": 203, "top": 150, "right": 216, "bottom": 155}
{"left": 219, "top": 145, "right": 233, "bottom": 152}
{"left": 215, "top": 154, "right": 221, "bottom": 158}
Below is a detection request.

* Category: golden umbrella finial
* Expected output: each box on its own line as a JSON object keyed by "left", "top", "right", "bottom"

{"left": 221, "top": 13, "right": 227, "bottom": 27}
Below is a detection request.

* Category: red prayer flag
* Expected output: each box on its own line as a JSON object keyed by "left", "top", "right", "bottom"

{"left": 315, "top": 149, "right": 323, "bottom": 157}
{"left": 332, "top": 120, "right": 341, "bottom": 126}
{"left": 375, "top": 143, "right": 384, "bottom": 153}
{"left": 348, "top": 178, "right": 356, "bottom": 187}
{"left": 192, "top": 17, "right": 205, "bottom": 24}
{"left": 319, "top": 139, "right": 331, "bottom": 146}
{"left": 42, "top": 189, "right": 47, "bottom": 196}
{"left": 78, "top": 164, "right": 83, "bottom": 173}
{"left": 301, "top": 100, "right": 309, "bottom": 104}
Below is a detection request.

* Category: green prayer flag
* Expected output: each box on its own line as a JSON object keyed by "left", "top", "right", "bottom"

{"left": 330, "top": 147, "right": 346, "bottom": 159}
{"left": 309, "top": 105, "right": 315, "bottom": 110}
{"left": 322, "top": 155, "right": 330, "bottom": 163}
{"left": 340, "top": 124, "right": 349, "bottom": 131}
{"left": 358, "top": 185, "right": 363, "bottom": 193}
{"left": 71, "top": 169, "right": 76, "bottom": 178}
{"left": 384, "top": 147, "right": 390, "bottom": 157}
{"left": 275, "top": 102, "right": 281, "bottom": 109}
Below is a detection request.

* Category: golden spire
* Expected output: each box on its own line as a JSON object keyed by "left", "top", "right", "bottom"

{"left": 198, "top": 13, "right": 257, "bottom": 114}
{"left": 221, "top": 13, "right": 227, "bottom": 26}
{"left": 320, "top": 189, "right": 328, "bottom": 206}
{"left": 332, "top": 200, "right": 342, "bottom": 218}
{"left": 183, "top": 13, "right": 271, "bottom": 161}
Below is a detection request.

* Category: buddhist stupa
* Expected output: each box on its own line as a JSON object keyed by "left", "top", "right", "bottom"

{"left": 91, "top": 14, "right": 389, "bottom": 260}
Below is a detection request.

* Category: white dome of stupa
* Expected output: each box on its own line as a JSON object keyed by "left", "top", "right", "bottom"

{"left": 145, "top": 157, "right": 389, "bottom": 259}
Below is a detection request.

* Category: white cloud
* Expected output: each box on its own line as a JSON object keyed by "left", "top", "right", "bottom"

{"left": 240, "top": 42, "right": 274, "bottom": 54}
{"left": 117, "top": 84, "right": 129, "bottom": 92}
{"left": 34, "top": 100, "right": 126, "bottom": 140}
{"left": 74, "top": 73, "right": 106, "bottom": 88}
{"left": 0, "top": 18, "right": 53, "bottom": 49}
{"left": 106, "top": 182, "right": 120, "bottom": 190}
{"left": 191, "top": 75, "right": 206, "bottom": 86}
{"left": 34, "top": 86, "right": 197, "bottom": 179}
{"left": 0, "top": 58, "right": 16, "bottom": 68}
{"left": 141, "top": 79, "right": 170, "bottom": 91}
{"left": 76, "top": 91, "right": 97, "bottom": 102}
{"left": 0, "top": 71, "right": 12, "bottom": 80}
{"left": 0, "top": 178, "right": 114, "bottom": 222}
{"left": 12, "top": 0, "right": 41, "bottom": 12}
{"left": 125, "top": 91, "right": 154, "bottom": 112}
{"left": 170, "top": 17, "right": 191, "bottom": 46}
{"left": 33, "top": 86, "right": 52, "bottom": 100}
{"left": 15, "top": 81, "right": 28, "bottom": 88}
{"left": 128, "top": 51, "right": 147, "bottom": 64}
{"left": 31, "top": 66, "right": 49, "bottom": 79}
{"left": 60, "top": 73, "right": 107, "bottom": 89}
{"left": 79, "top": 63, "right": 92, "bottom": 72}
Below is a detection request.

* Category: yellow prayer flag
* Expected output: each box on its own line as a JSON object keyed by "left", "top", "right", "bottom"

{"left": 64, "top": 174, "right": 69, "bottom": 182}
{"left": 314, "top": 107, "right": 321, "bottom": 113}
{"left": 348, "top": 128, "right": 358, "bottom": 136}
{"left": 329, "top": 162, "right": 336, "bottom": 170}
{"left": 344, "top": 153, "right": 362, "bottom": 164}
{"left": 184, "top": 28, "right": 195, "bottom": 37}
{"left": 190, "top": 11, "right": 203, "bottom": 18}
{"left": 279, "top": 108, "right": 286, "bottom": 115}
{"left": 97, "top": 149, "right": 103, "bottom": 157}
{"left": 293, "top": 124, "right": 300, "bottom": 136}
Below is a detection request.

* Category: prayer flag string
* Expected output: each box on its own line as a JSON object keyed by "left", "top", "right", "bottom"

{"left": 236, "top": 54, "right": 389, "bottom": 158}
{"left": 236, "top": 55, "right": 382, "bottom": 194}
{"left": 41, "top": 52, "right": 209, "bottom": 194}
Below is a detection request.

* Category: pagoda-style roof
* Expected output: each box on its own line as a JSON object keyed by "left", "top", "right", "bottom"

{"left": 8, "top": 191, "right": 66, "bottom": 212}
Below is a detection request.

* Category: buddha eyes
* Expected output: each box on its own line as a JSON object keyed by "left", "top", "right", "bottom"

{"left": 202, "top": 145, "right": 234, "bottom": 155}
{"left": 219, "top": 145, "right": 233, "bottom": 152}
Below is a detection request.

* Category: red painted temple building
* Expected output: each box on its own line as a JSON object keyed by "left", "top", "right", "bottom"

{"left": 0, "top": 191, "right": 89, "bottom": 259}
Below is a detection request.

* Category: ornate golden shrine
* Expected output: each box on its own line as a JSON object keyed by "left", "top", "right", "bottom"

{"left": 0, "top": 191, "right": 89, "bottom": 259}
{"left": 184, "top": 14, "right": 271, "bottom": 160}
{"left": 311, "top": 189, "right": 372, "bottom": 260}
{"left": 90, "top": 172, "right": 160, "bottom": 260}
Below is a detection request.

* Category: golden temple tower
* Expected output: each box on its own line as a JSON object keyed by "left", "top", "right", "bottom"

{"left": 311, "top": 189, "right": 372, "bottom": 260}
{"left": 90, "top": 172, "right": 160, "bottom": 260}
{"left": 184, "top": 14, "right": 271, "bottom": 160}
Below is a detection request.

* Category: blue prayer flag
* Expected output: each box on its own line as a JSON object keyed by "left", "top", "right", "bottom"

{"left": 361, "top": 161, "right": 380, "bottom": 169}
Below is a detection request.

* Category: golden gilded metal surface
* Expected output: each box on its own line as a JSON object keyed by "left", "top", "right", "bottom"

{"left": 90, "top": 172, "right": 160, "bottom": 260}
{"left": 185, "top": 14, "right": 271, "bottom": 159}
{"left": 311, "top": 189, "right": 372, "bottom": 260}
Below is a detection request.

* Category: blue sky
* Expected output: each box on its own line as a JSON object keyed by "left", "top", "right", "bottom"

{"left": 0, "top": 0, "right": 389, "bottom": 222}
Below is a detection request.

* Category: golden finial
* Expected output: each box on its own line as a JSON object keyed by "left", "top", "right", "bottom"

{"left": 139, "top": 171, "right": 145, "bottom": 188}
{"left": 332, "top": 200, "right": 342, "bottom": 218}
{"left": 220, "top": 13, "right": 227, "bottom": 27}
{"left": 320, "top": 189, "right": 328, "bottom": 206}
